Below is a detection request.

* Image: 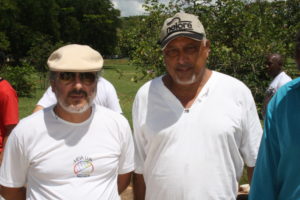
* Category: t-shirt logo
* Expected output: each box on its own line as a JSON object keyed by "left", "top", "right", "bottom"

{"left": 167, "top": 17, "right": 193, "bottom": 34}
{"left": 73, "top": 156, "right": 94, "bottom": 177}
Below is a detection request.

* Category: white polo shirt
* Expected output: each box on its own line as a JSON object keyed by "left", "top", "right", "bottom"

{"left": 37, "top": 77, "right": 122, "bottom": 113}
{"left": 133, "top": 71, "right": 262, "bottom": 200}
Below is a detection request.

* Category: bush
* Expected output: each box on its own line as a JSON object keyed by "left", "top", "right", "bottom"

{"left": 1, "top": 63, "right": 38, "bottom": 97}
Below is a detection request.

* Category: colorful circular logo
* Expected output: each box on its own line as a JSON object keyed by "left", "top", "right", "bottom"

{"left": 74, "top": 160, "right": 94, "bottom": 177}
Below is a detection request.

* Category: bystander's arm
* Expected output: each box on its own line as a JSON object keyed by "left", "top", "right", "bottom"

{"left": 133, "top": 173, "right": 146, "bottom": 200}
{"left": 117, "top": 172, "right": 132, "bottom": 194}
{"left": 247, "top": 167, "right": 254, "bottom": 185}
{"left": 32, "top": 105, "right": 44, "bottom": 113}
{"left": 1, "top": 186, "right": 26, "bottom": 200}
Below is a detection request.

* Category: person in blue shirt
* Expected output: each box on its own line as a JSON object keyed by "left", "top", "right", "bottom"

{"left": 249, "top": 30, "right": 300, "bottom": 199}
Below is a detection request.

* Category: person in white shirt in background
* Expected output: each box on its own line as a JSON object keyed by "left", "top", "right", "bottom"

{"left": 133, "top": 12, "right": 262, "bottom": 200}
{"left": 262, "top": 53, "right": 292, "bottom": 117}
{"left": 33, "top": 77, "right": 122, "bottom": 114}
{"left": 0, "top": 44, "right": 134, "bottom": 200}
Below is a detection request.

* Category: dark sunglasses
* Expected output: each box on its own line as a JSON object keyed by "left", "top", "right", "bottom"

{"left": 58, "top": 72, "right": 98, "bottom": 84}
{"left": 164, "top": 44, "right": 200, "bottom": 58}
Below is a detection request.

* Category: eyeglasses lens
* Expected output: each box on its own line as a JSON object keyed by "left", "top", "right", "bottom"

{"left": 80, "top": 73, "right": 97, "bottom": 84}
{"left": 59, "top": 72, "right": 75, "bottom": 82}
{"left": 58, "top": 72, "right": 97, "bottom": 84}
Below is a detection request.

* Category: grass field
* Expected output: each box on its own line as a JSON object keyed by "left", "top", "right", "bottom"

{"left": 102, "top": 59, "right": 148, "bottom": 125}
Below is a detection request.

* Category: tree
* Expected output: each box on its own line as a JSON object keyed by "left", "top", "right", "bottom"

{"left": 0, "top": 0, "right": 121, "bottom": 69}
{"left": 0, "top": 0, "right": 17, "bottom": 52}
{"left": 0, "top": 32, "right": 10, "bottom": 52}
{"left": 117, "top": 16, "right": 144, "bottom": 58}
{"left": 57, "top": 0, "right": 120, "bottom": 55}
{"left": 0, "top": 0, "right": 60, "bottom": 63}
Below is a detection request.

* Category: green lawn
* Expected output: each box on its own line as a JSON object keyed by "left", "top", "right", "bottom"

{"left": 18, "top": 86, "right": 46, "bottom": 119}
{"left": 101, "top": 59, "right": 148, "bottom": 125}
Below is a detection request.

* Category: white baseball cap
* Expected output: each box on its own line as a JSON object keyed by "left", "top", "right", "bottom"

{"left": 159, "top": 12, "right": 206, "bottom": 49}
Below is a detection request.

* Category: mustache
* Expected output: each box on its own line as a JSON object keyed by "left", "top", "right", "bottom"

{"left": 175, "top": 64, "right": 193, "bottom": 69}
{"left": 67, "top": 89, "right": 88, "bottom": 97}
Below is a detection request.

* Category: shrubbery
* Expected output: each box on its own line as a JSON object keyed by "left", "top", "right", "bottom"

{"left": 1, "top": 63, "right": 38, "bottom": 97}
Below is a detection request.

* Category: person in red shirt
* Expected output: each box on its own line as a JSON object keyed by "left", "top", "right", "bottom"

{"left": 0, "top": 53, "right": 19, "bottom": 164}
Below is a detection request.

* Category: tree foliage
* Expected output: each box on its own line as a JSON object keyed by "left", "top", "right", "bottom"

{"left": 57, "top": 0, "right": 120, "bottom": 55}
{"left": 0, "top": 63, "right": 37, "bottom": 97}
{"left": 0, "top": 0, "right": 120, "bottom": 66}
{"left": 125, "top": 0, "right": 300, "bottom": 116}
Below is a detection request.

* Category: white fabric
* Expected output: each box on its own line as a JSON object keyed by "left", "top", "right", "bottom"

{"left": 0, "top": 105, "right": 134, "bottom": 200}
{"left": 133, "top": 71, "right": 262, "bottom": 200}
{"left": 37, "top": 77, "right": 122, "bottom": 113}
{"left": 266, "top": 71, "right": 292, "bottom": 96}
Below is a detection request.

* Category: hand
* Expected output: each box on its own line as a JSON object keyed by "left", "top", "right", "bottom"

{"left": 238, "top": 184, "right": 250, "bottom": 194}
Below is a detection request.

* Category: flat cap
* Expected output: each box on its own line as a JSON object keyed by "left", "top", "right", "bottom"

{"left": 47, "top": 44, "right": 103, "bottom": 72}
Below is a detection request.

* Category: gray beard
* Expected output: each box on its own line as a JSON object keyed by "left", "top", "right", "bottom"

{"left": 174, "top": 74, "right": 197, "bottom": 85}
{"left": 57, "top": 93, "right": 96, "bottom": 114}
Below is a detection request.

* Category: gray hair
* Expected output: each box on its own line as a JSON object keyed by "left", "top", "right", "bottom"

{"left": 49, "top": 71, "right": 58, "bottom": 81}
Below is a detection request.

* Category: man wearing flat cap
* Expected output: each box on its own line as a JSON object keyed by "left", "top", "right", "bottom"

{"left": 133, "top": 12, "right": 262, "bottom": 199}
{"left": 0, "top": 44, "right": 134, "bottom": 200}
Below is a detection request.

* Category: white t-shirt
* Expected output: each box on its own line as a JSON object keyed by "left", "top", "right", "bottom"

{"left": 133, "top": 71, "right": 262, "bottom": 200}
{"left": 266, "top": 71, "right": 292, "bottom": 96}
{"left": 37, "top": 77, "right": 122, "bottom": 113}
{"left": 0, "top": 105, "right": 134, "bottom": 200}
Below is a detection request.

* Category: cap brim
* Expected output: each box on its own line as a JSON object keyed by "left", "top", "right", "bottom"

{"left": 160, "top": 32, "right": 204, "bottom": 49}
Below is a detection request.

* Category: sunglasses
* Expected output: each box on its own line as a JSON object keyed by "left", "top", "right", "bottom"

{"left": 164, "top": 44, "right": 200, "bottom": 58}
{"left": 58, "top": 72, "right": 98, "bottom": 84}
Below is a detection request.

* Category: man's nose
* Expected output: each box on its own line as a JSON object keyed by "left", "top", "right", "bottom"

{"left": 74, "top": 74, "right": 84, "bottom": 89}
{"left": 177, "top": 50, "right": 188, "bottom": 64}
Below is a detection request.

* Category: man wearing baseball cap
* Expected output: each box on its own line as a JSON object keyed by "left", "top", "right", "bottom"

{"left": 133, "top": 12, "right": 262, "bottom": 199}
{"left": 0, "top": 44, "right": 134, "bottom": 200}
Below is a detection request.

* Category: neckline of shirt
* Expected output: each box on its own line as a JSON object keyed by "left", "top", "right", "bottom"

{"left": 269, "top": 71, "right": 291, "bottom": 89}
{"left": 50, "top": 104, "right": 95, "bottom": 126}
{"left": 158, "top": 71, "right": 218, "bottom": 111}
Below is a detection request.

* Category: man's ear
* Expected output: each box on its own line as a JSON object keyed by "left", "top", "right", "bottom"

{"left": 50, "top": 80, "right": 56, "bottom": 93}
{"left": 204, "top": 39, "right": 211, "bottom": 49}
{"left": 201, "top": 39, "right": 211, "bottom": 58}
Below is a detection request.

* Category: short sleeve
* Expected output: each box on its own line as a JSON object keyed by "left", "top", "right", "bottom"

{"left": 37, "top": 86, "right": 57, "bottom": 108}
{"left": 0, "top": 129, "right": 29, "bottom": 187}
{"left": 118, "top": 118, "right": 134, "bottom": 174}
{"left": 239, "top": 88, "right": 263, "bottom": 167}
{"left": 101, "top": 79, "right": 122, "bottom": 113}
{"left": 0, "top": 85, "right": 18, "bottom": 127}
{"left": 132, "top": 94, "right": 146, "bottom": 174}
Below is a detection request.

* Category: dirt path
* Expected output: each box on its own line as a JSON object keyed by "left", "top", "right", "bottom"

{"left": 121, "top": 185, "right": 133, "bottom": 200}
{"left": 120, "top": 186, "right": 249, "bottom": 200}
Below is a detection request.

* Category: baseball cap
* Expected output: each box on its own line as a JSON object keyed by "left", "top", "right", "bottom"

{"left": 47, "top": 44, "right": 103, "bottom": 72}
{"left": 159, "top": 12, "right": 206, "bottom": 49}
